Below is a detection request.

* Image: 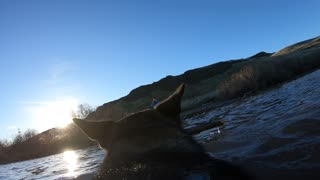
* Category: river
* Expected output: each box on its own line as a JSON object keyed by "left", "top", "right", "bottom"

{"left": 1, "top": 70, "right": 320, "bottom": 179}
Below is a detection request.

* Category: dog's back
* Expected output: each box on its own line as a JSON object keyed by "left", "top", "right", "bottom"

{"left": 74, "top": 84, "right": 252, "bottom": 179}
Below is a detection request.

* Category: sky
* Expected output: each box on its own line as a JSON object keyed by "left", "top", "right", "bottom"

{"left": 0, "top": 0, "right": 319, "bottom": 140}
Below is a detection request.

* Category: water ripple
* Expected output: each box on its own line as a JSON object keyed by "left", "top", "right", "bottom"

{"left": 0, "top": 70, "right": 320, "bottom": 179}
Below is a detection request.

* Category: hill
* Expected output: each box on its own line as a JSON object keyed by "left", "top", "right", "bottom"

{"left": 272, "top": 36, "right": 320, "bottom": 56}
{"left": 86, "top": 36, "right": 320, "bottom": 122}
{"left": 0, "top": 124, "right": 94, "bottom": 164}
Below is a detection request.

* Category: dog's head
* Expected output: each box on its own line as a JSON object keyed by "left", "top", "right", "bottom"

{"left": 73, "top": 84, "right": 254, "bottom": 179}
{"left": 73, "top": 84, "right": 202, "bottom": 158}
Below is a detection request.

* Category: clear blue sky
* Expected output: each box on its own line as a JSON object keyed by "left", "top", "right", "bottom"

{"left": 0, "top": 0, "right": 319, "bottom": 140}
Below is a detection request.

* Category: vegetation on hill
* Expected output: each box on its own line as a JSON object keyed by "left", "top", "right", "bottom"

{"left": 86, "top": 36, "right": 320, "bottom": 123}
{"left": 217, "top": 44, "right": 320, "bottom": 99}
{"left": 0, "top": 104, "right": 96, "bottom": 164}
{"left": 272, "top": 36, "right": 320, "bottom": 56}
{"left": 0, "top": 124, "right": 95, "bottom": 164}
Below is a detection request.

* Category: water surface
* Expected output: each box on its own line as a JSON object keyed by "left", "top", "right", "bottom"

{"left": 1, "top": 70, "right": 320, "bottom": 179}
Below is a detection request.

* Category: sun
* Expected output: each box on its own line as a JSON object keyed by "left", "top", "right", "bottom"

{"left": 30, "top": 98, "right": 79, "bottom": 132}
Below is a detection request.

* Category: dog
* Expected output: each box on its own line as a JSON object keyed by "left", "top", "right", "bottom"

{"left": 73, "top": 84, "right": 252, "bottom": 179}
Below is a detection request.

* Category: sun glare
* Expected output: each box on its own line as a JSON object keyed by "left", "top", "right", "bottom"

{"left": 29, "top": 98, "right": 78, "bottom": 132}
{"left": 63, "top": 150, "right": 79, "bottom": 177}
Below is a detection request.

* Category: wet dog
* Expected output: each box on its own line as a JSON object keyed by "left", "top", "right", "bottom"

{"left": 73, "top": 84, "right": 252, "bottom": 179}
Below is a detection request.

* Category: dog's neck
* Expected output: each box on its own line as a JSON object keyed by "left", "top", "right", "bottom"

{"left": 104, "top": 135, "right": 207, "bottom": 165}
{"left": 102, "top": 150, "right": 211, "bottom": 171}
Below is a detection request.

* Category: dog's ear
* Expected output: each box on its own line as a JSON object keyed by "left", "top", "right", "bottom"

{"left": 155, "top": 83, "right": 185, "bottom": 119}
{"left": 73, "top": 118, "right": 113, "bottom": 142}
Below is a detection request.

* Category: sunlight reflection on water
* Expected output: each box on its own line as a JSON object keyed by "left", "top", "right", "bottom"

{"left": 0, "top": 71, "right": 319, "bottom": 179}
{"left": 63, "top": 150, "right": 78, "bottom": 178}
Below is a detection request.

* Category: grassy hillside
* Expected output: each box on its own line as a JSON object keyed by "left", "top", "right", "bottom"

{"left": 85, "top": 59, "right": 247, "bottom": 121}
{"left": 217, "top": 43, "right": 320, "bottom": 99}
{"left": 272, "top": 36, "right": 320, "bottom": 56}
{"left": 86, "top": 36, "right": 320, "bottom": 122}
